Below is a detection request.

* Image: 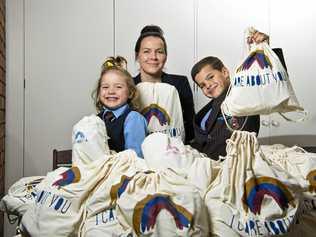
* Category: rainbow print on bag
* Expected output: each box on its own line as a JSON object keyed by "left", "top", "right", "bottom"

{"left": 133, "top": 194, "right": 192, "bottom": 235}
{"left": 110, "top": 175, "right": 133, "bottom": 205}
{"left": 52, "top": 167, "right": 81, "bottom": 187}
{"left": 242, "top": 176, "right": 295, "bottom": 214}
{"left": 237, "top": 50, "right": 272, "bottom": 72}
{"left": 141, "top": 104, "right": 171, "bottom": 126}
{"left": 307, "top": 170, "right": 316, "bottom": 193}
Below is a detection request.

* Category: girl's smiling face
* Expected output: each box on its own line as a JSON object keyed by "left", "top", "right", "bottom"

{"left": 98, "top": 70, "right": 130, "bottom": 109}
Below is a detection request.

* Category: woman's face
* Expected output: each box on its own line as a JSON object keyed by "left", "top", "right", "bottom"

{"left": 137, "top": 36, "right": 167, "bottom": 78}
{"left": 195, "top": 65, "right": 230, "bottom": 99}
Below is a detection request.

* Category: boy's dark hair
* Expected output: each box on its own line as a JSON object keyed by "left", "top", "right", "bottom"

{"left": 191, "top": 56, "right": 225, "bottom": 82}
{"left": 134, "top": 25, "right": 167, "bottom": 60}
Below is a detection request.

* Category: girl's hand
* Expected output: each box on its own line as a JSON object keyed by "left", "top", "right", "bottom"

{"left": 247, "top": 30, "right": 269, "bottom": 44}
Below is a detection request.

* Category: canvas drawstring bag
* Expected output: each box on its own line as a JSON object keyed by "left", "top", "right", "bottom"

{"left": 72, "top": 114, "right": 111, "bottom": 166}
{"left": 137, "top": 82, "right": 185, "bottom": 141}
{"left": 0, "top": 176, "right": 44, "bottom": 224}
{"left": 142, "top": 132, "right": 215, "bottom": 195}
{"left": 222, "top": 27, "right": 306, "bottom": 125}
{"left": 204, "top": 131, "right": 303, "bottom": 236}
{"left": 116, "top": 169, "right": 210, "bottom": 236}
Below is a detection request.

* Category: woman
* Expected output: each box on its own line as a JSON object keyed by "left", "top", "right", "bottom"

{"left": 133, "top": 25, "right": 195, "bottom": 144}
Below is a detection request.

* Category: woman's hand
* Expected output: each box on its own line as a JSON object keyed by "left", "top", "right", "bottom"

{"left": 247, "top": 29, "right": 269, "bottom": 44}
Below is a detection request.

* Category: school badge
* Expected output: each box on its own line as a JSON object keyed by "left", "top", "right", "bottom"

{"left": 229, "top": 117, "right": 241, "bottom": 130}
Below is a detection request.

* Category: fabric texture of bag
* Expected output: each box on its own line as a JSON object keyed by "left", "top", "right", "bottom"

{"left": 79, "top": 150, "right": 147, "bottom": 236}
{"left": 20, "top": 157, "right": 113, "bottom": 237}
{"left": 261, "top": 144, "right": 316, "bottom": 236}
{"left": 141, "top": 132, "right": 194, "bottom": 172}
{"left": 142, "top": 132, "right": 215, "bottom": 195}
{"left": 261, "top": 144, "right": 316, "bottom": 191}
{"left": 115, "top": 169, "right": 210, "bottom": 236}
{"left": 136, "top": 82, "right": 185, "bottom": 141}
{"left": 72, "top": 114, "right": 111, "bottom": 166}
{"left": 0, "top": 176, "right": 44, "bottom": 224}
{"left": 222, "top": 28, "right": 303, "bottom": 117}
{"left": 204, "top": 131, "right": 303, "bottom": 236}
{"left": 80, "top": 208, "right": 133, "bottom": 237}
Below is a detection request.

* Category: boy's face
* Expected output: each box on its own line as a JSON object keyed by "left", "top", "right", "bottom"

{"left": 194, "top": 65, "right": 230, "bottom": 99}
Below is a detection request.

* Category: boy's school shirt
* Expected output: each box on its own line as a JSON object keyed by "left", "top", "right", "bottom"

{"left": 200, "top": 109, "right": 212, "bottom": 131}
{"left": 102, "top": 104, "right": 148, "bottom": 158}
{"left": 200, "top": 109, "right": 229, "bottom": 131}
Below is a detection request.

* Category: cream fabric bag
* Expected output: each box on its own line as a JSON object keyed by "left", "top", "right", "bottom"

{"left": 142, "top": 132, "right": 214, "bottom": 195}
{"left": 141, "top": 132, "right": 194, "bottom": 173}
{"left": 80, "top": 208, "right": 133, "bottom": 237}
{"left": 115, "top": 169, "right": 209, "bottom": 236}
{"left": 261, "top": 144, "right": 316, "bottom": 191}
{"left": 204, "top": 131, "right": 302, "bottom": 236}
{"left": 261, "top": 145, "right": 316, "bottom": 236}
{"left": 72, "top": 114, "right": 111, "bottom": 166}
{"left": 185, "top": 145, "right": 218, "bottom": 196}
{"left": 222, "top": 28, "right": 303, "bottom": 117}
{"left": 79, "top": 150, "right": 147, "bottom": 236}
{"left": 0, "top": 176, "right": 44, "bottom": 224}
{"left": 137, "top": 82, "right": 185, "bottom": 141}
{"left": 20, "top": 157, "right": 113, "bottom": 237}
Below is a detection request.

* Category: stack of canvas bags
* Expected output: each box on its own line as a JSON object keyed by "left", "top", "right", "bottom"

{"left": 79, "top": 150, "right": 147, "bottom": 237}
{"left": 20, "top": 157, "right": 113, "bottom": 236}
{"left": 142, "top": 132, "right": 214, "bottom": 195}
{"left": 115, "top": 169, "right": 210, "bottom": 236}
{"left": 137, "top": 82, "right": 185, "bottom": 141}
{"left": 141, "top": 132, "right": 194, "bottom": 173}
{"left": 261, "top": 144, "right": 316, "bottom": 191}
{"left": 261, "top": 144, "right": 316, "bottom": 236}
{"left": 72, "top": 114, "right": 111, "bottom": 166}
{"left": 204, "top": 131, "right": 303, "bottom": 236}
{"left": 0, "top": 176, "right": 44, "bottom": 223}
{"left": 79, "top": 208, "right": 132, "bottom": 237}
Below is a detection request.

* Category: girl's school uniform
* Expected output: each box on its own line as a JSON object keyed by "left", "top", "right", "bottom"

{"left": 98, "top": 104, "right": 147, "bottom": 157}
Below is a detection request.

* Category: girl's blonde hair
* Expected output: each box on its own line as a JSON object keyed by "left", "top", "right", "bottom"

{"left": 92, "top": 56, "right": 140, "bottom": 111}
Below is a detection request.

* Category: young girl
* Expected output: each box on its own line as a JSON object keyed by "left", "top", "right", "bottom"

{"left": 92, "top": 56, "right": 148, "bottom": 158}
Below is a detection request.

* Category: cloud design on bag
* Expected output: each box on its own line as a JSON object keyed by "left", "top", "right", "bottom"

{"left": 52, "top": 167, "right": 81, "bottom": 187}
{"left": 74, "top": 131, "right": 87, "bottom": 143}
{"left": 307, "top": 170, "right": 316, "bottom": 192}
{"left": 237, "top": 50, "right": 272, "bottom": 72}
{"left": 242, "top": 176, "right": 295, "bottom": 214}
{"left": 141, "top": 104, "right": 171, "bottom": 126}
{"left": 133, "top": 194, "right": 192, "bottom": 235}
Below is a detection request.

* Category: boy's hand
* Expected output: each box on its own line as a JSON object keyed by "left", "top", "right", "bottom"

{"left": 247, "top": 30, "right": 269, "bottom": 44}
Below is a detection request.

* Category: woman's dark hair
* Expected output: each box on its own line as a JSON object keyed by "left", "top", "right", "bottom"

{"left": 191, "top": 56, "right": 225, "bottom": 82}
{"left": 134, "top": 25, "right": 167, "bottom": 59}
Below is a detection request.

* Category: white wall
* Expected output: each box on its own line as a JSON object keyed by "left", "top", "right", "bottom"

{"left": 5, "top": 0, "right": 316, "bottom": 235}
{"left": 23, "top": 0, "right": 114, "bottom": 176}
